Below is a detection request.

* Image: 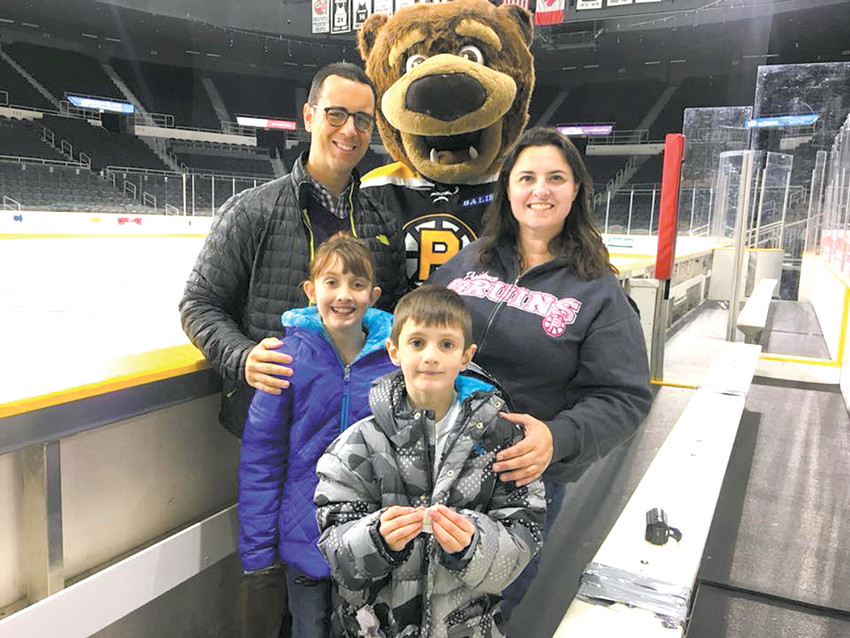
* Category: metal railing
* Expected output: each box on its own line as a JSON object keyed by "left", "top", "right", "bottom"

{"left": 103, "top": 165, "right": 272, "bottom": 216}
{"left": 0, "top": 154, "right": 85, "bottom": 169}
{"left": 3, "top": 195, "right": 22, "bottom": 210}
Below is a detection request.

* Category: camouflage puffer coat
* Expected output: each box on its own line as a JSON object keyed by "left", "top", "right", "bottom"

{"left": 315, "top": 371, "right": 546, "bottom": 637}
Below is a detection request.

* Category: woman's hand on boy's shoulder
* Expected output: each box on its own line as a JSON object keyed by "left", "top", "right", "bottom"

{"left": 245, "top": 337, "right": 294, "bottom": 394}
{"left": 492, "top": 413, "right": 554, "bottom": 487}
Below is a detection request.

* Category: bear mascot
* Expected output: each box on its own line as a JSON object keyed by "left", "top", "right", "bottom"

{"left": 357, "top": 0, "right": 534, "bottom": 286}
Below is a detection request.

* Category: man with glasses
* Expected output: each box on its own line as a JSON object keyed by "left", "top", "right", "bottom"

{"left": 179, "top": 62, "right": 404, "bottom": 638}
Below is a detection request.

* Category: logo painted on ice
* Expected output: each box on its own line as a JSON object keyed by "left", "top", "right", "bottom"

{"left": 447, "top": 271, "right": 582, "bottom": 338}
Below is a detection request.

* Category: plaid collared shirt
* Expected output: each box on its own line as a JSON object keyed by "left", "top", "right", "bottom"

{"left": 292, "top": 156, "right": 352, "bottom": 220}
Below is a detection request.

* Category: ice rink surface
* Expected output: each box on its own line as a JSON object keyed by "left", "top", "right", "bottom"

{"left": 1, "top": 211, "right": 211, "bottom": 405}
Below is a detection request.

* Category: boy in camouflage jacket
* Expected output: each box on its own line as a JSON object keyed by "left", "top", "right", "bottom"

{"left": 315, "top": 285, "right": 546, "bottom": 637}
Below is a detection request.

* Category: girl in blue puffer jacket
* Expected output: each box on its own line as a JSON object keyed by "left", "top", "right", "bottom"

{"left": 238, "top": 233, "right": 398, "bottom": 638}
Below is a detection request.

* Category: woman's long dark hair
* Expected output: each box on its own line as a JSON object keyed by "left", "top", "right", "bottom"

{"left": 476, "top": 127, "right": 615, "bottom": 280}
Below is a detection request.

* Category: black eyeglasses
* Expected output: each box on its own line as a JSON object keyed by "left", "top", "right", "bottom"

{"left": 311, "top": 105, "right": 375, "bottom": 133}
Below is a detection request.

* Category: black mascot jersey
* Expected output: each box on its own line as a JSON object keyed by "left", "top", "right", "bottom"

{"left": 361, "top": 161, "right": 496, "bottom": 286}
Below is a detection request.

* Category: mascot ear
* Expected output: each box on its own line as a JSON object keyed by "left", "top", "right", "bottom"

{"left": 499, "top": 4, "right": 534, "bottom": 48}
{"left": 358, "top": 12, "right": 390, "bottom": 61}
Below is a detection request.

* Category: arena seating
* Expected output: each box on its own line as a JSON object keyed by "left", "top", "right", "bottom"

{"left": 628, "top": 154, "right": 665, "bottom": 185}
{"left": 207, "top": 70, "right": 299, "bottom": 123}
{"left": 42, "top": 115, "right": 168, "bottom": 171}
{"left": 109, "top": 59, "right": 221, "bottom": 131}
{"left": 0, "top": 162, "right": 145, "bottom": 212}
{"left": 529, "top": 80, "right": 666, "bottom": 133}
{"left": 174, "top": 150, "right": 273, "bottom": 176}
{"left": 0, "top": 117, "right": 65, "bottom": 161}
{"left": 0, "top": 54, "right": 54, "bottom": 110}
{"left": 7, "top": 42, "right": 121, "bottom": 103}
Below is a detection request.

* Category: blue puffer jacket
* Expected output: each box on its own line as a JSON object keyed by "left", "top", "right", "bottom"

{"left": 238, "top": 306, "right": 397, "bottom": 578}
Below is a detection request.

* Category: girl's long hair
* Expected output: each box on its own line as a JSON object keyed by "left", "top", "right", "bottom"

{"left": 476, "top": 127, "right": 614, "bottom": 280}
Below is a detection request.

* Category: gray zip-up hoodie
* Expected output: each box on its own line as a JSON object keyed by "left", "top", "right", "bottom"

{"left": 429, "top": 241, "right": 653, "bottom": 484}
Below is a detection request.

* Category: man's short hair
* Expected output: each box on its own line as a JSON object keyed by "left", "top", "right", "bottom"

{"left": 390, "top": 284, "right": 473, "bottom": 348}
{"left": 307, "top": 62, "right": 377, "bottom": 109}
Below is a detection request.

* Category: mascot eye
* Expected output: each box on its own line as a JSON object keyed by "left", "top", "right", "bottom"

{"left": 458, "top": 45, "right": 484, "bottom": 64}
{"left": 405, "top": 54, "right": 428, "bottom": 73}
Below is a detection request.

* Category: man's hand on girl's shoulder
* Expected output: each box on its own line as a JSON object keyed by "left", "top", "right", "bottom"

{"left": 245, "top": 337, "right": 294, "bottom": 394}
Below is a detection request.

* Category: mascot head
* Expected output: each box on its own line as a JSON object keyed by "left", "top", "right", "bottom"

{"left": 358, "top": 0, "right": 534, "bottom": 184}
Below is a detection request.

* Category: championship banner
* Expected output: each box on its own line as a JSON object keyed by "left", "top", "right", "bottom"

{"left": 373, "top": 0, "right": 393, "bottom": 15}
{"left": 607, "top": 0, "right": 632, "bottom": 6}
{"left": 311, "top": 0, "right": 330, "bottom": 34}
{"left": 576, "top": 0, "right": 602, "bottom": 9}
{"left": 353, "top": 0, "right": 371, "bottom": 29}
{"left": 331, "top": 0, "right": 353, "bottom": 34}
{"left": 395, "top": 0, "right": 415, "bottom": 12}
{"left": 535, "top": 0, "right": 565, "bottom": 25}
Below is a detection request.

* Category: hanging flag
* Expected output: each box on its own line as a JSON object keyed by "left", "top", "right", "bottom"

{"left": 535, "top": 0, "right": 564, "bottom": 25}
{"left": 373, "top": 0, "right": 393, "bottom": 15}
{"left": 312, "top": 0, "right": 330, "bottom": 34}
{"left": 331, "top": 0, "right": 352, "bottom": 33}
{"left": 353, "top": 0, "right": 371, "bottom": 28}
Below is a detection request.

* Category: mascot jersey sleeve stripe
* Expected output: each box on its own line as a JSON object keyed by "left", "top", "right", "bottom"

{"left": 429, "top": 242, "right": 653, "bottom": 484}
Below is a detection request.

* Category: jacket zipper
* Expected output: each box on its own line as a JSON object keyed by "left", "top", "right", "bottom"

{"left": 300, "top": 208, "right": 316, "bottom": 261}
{"left": 347, "top": 184, "right": 358, "bottom": 237}
{"left": 477, "top": 257, "right": 552, "bottom": 357}
{"left": 477, "top": 270, "right": 521, "bottom": 354}
{"left": 435, "top": 398, "right": 477, "bottom": 478}
{"left": 340, "top": 364, "right": 351, "bottom": 433}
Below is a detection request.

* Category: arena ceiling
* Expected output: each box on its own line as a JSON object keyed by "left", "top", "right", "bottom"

{"left": 0, "top": 0, "right": 847, "bottom": 83}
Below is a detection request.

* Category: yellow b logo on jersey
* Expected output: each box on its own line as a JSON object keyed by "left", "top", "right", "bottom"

{"left": 404, "top": 215, "right": 476, "bottom": 284}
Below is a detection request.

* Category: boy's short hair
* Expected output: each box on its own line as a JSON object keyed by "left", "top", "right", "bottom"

{"left": 390, "top": 284, "right": 473, "bottom": 348}
{"left": 309, "top": 232, "right": 376, "bottom": 284}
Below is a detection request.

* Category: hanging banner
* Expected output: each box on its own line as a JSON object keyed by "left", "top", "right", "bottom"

{"left": 312, "top": 0, "right": 330, "bottom": 34}
{"left": 607, "top": 0, "right": 632, "bottom": 6}
{"left": 576, "top": 0, "right": 602, "bottom": 9}
{"left": 373, "top": 0, "right": 393, "bottom": 14}
{"left": 395, "top": 0, "right": 415, "bottom": 12}
{"left": 331, "top": 0, "right": 352, "bottom": 34}
{"left": 353, "top": 0, "right": 371, "bottom": 28}
{"left": 535, "top": 0, "right": 565, "bottom": 24}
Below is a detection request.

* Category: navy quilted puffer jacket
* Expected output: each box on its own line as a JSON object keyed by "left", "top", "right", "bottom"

{"left": 238, "top": 306, "right": 397, "bottom": 578}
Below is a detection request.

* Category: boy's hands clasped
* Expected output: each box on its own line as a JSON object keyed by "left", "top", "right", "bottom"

{"left": 379, "top": 504, "right": 475, "bottom": 554}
